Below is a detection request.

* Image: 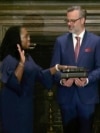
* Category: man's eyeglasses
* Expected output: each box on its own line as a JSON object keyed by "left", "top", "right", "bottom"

{"left": 65, "top": 17, "right": 82, "bottom": 24}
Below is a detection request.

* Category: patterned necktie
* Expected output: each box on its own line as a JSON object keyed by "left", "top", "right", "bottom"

{"left": 75, "top": 36, "right": 80, "bottom": 61}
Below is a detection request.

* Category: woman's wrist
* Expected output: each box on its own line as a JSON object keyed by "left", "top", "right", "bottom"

{"left": 55, "top": 64, "right": 60, "bottom": 71}
{"left": 19, "top": 62, "right": 24, "bottom": 67}
{"left": 55, "top": 64, "right": 68, "bottom": 71}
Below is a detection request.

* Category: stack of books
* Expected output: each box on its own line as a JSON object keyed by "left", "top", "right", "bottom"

{"left": 61, "top": 67, "right": 88, "bottom": 79}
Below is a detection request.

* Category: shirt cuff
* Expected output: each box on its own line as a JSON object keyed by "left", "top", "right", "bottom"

{"left": 84, "top": 78, "right": 89, "bottom": 86}
{"left": 60, "top": 79, "right": 64, "bottom": 85}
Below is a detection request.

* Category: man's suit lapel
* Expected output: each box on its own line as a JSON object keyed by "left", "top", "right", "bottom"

{"left": 67, "top": 33, "right": 76, "bottom": 64}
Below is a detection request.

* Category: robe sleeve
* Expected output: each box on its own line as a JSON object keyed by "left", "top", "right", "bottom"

{"left": 35, "top": 64, "right": 61, "bottom": 89}
{"left": 1, "top": 56, "right": 23, "bottom": 95}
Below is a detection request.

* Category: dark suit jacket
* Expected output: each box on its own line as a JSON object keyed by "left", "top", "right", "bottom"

{"left": 51, "top": 31, "right": 100, "bottom": 105}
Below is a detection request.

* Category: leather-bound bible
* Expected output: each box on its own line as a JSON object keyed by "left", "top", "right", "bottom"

{"left": 62, "top": 67, "right": 87, "bottom": 72}
{"left": 61, "top": 67, "right": 88, "bottom": 78}
{"left": 61, "top": 72, "right": 87, "bottom": 78}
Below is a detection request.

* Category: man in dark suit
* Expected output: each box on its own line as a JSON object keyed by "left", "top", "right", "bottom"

{"left": 50, "top": 5, "right": 100, "bottom": 133}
